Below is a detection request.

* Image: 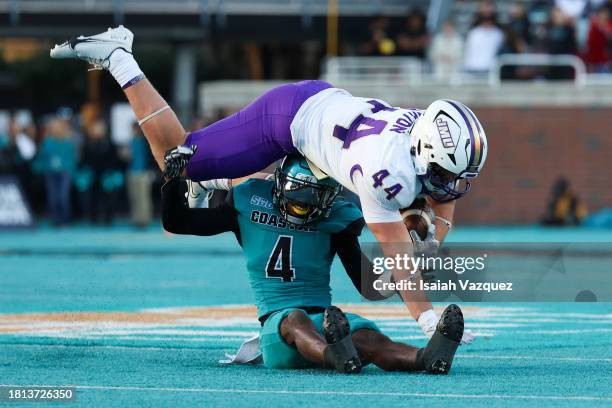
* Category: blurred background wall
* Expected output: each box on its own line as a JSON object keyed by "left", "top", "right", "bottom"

{"left": 460, "top": 105, "right": 610, "bottom": 224}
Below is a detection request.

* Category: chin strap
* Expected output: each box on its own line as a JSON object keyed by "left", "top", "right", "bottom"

{"left": 435, "top": 215, "right": 453, "bottom": 229}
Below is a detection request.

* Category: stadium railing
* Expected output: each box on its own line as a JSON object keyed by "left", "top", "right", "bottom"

{"left": 489, "top": 54, "right": 588, "bottom": 86}
{"left": 200, "top": 55, "right": 612, "bottom": 115}
{"left": 322, "top": 55, "right": 612, "bottom": 87}
{"left": 322, "top": 56, "right": 424, "bottom": 85}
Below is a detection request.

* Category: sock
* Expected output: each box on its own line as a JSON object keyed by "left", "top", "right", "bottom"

{"left": 108, "top": 49, "right": 144, "bottom": 88}
{"left": 417, "top": 309, "right": 438, "bottom": 338}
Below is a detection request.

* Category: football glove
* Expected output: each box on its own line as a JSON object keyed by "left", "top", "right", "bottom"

{"left": 409, "top": 220, "right": 440, "bottom": 285}
{"left": 163, "top": 144, "right": 197, "bottom": 179}
{"left": 409, "top": 225, "right": 440, "bottom": 258}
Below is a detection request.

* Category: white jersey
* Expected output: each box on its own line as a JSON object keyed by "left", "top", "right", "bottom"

{"left": 290, "top": 87, "right": 423, "bottom": 223}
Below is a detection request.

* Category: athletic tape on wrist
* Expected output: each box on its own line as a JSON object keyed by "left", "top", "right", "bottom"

{"left": 122, "top": 73, "right": 146, "bottom": 89}
{"left": 435, "top": 215, "right": 453, "bottom": 229}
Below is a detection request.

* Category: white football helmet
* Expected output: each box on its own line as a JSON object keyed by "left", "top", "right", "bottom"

{"left": 410, "top": 99, "right": 488, "bottom": 202}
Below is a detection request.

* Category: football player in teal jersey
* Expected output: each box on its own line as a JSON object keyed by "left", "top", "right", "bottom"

{"left": 162, "top": 155, "right": 464, "bottom": 374}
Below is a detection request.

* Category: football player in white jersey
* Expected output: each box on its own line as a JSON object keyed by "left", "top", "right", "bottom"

{"left": 51, "top": 26, "right": 487, "bottom": 343}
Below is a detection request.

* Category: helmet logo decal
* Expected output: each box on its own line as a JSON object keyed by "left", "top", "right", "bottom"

{"left": 443, "top": 100, "right": 485, "bottom": 171}
{"left": 435, "top": 117, "right": 455, "bottom": 148}
{"left": 294, "top": 172, "right": 317, "bottom": 184}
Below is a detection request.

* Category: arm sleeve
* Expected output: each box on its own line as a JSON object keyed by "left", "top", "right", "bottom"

{"left": 161, "top": 177, "right": 239, "bottom": 236}
{"left": 331, "top": 219, "right": 388, "bottom": 301}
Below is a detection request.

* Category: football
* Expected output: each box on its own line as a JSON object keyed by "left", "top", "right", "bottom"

{"left": 400, "top": 197, "right": 435, "bottom": 240}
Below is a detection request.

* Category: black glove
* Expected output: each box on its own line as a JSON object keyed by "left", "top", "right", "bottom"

{"left": 163, "top": 144, "right": 197, "bottom": 179}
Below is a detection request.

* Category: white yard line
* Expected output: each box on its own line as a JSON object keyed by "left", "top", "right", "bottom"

{"left": 457, "top": 354, "right": 612, "bottom": 363}
{"left": 514, "top": 328, "right": 612, "bottom": 334}
{"left": 0, "top": 343, "right": 206, "bottom": 352}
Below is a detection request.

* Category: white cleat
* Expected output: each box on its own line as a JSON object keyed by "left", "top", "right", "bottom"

{"left": 50, "top": 25, "right": 133, "bottom": 70}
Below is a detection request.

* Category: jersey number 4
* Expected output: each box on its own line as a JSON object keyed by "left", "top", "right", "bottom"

{"left": 266, "top": 235, "right": 295, "bottom": 282}
{"left": 333, "top": 100, "right": 403, "bottom": 200}
{"left": 332, "top": 100, "right": 393, "bottom": 148}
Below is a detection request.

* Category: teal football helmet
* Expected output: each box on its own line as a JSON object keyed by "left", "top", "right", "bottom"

{"left": 273, "top": 155, "right": 342, "bottom": 226}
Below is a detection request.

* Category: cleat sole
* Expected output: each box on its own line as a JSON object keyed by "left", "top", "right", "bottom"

{"left": 422, "top": 304, "right": 464, "bottom": 375}
{"left": 323, "top": 306, "right": 362, "bottom": 374}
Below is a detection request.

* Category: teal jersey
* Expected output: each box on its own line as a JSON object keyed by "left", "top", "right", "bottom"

{"left": 232, "top": 179, "right": 363, "bottom": 318}
{"left": 37, "top": 137, "right": 77, "bottom": 173}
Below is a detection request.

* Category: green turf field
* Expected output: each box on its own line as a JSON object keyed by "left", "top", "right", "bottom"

{"left": 1, "top": 225, "right": 611, "bottom": 407}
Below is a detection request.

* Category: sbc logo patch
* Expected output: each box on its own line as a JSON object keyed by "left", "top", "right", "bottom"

{"left": 250, "top": 195, "right": 273, "bottom": 209}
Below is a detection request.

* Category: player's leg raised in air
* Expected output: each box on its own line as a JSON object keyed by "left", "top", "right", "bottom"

{"left": 50, "top": 26, "right": 184, "bottom": 170}
{"left": 180, "top": 79, "right": 330, "bottom": 180}
{"left": 50, "top": 26, "right": 330, "bottom": 179}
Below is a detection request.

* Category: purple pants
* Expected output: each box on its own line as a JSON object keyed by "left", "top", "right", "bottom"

{"left": 185, "top": 80, "right": 332, "bottom": 181}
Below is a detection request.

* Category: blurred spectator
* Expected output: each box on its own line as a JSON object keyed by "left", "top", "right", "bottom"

{"left": 463, "top": 3, "right": 504, "bottom": 73}
{"left": 127, "top": 123, "right": 153, "bottom": 228}
{"left": 35, "top": 118, "right": 77, "bottom": 226}
{"left": 471, "top": 1, "right": 499, "bottom": 26}
{"left": 530, "top": 1, "right": 555, "bottom": 52}
{"left": 55, "top": 106, "right": 84, "bottom": 150}
{"left": 429, "top": 21, "right": 464, "bottom": 81}
{"left": 14, "top": 124, "right": 37, "bottom": 162}
{"left": 0, "top": 116, "right": 35, "bottom": 174}
{"left": 359, "top": 16, "right": 396, "bottom": 56}
{"left": 396, "top": 10, "right": 430, "bottom": 59}
{"left": 9, "top": 117, "right": 40, "bottom": 206}
{"left": 499, "top": 23, "right": 534, "bottom": 80}
{"left": 508, "top": 3, "right": 533, "bottom": 47}
{"left": 546, "top": 7, "right": 578, "bottom": 78}
{"left": 555, "top": 0, "right": 588, "bottom": 19}
{"left": 541, "top": 178, "right": 587, "bottom": 225}
{"left": 78, "top": 119, "right": 124, "bottom": 225}
{"left": 584, "top": 6, "right": 611, "bottom": 72}
{"left": 547, "top": 7, "right": 578, "bottom": 53}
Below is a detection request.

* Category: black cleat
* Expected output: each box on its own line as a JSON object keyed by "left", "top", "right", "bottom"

{"left": 421, "top": 304, "right": 464, "bottom": 374}
{"left": 323, "top": 306, "right": 362, "bottom": 374}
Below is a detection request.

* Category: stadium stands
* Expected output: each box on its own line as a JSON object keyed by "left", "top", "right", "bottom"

{"left": 0, "top": 0, "right": 611, "bottom": 224}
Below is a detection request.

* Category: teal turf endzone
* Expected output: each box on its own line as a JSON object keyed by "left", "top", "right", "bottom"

{"left": 0, "top": 225, "right": 610, "bottom": 407}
